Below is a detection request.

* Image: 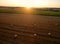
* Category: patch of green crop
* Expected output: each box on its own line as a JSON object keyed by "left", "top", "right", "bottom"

{"left": 32, "top": 11, "right": 60, "bottom": 17}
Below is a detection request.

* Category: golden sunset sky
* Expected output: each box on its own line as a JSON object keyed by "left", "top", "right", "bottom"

{"left": 0, "top": 0, "right": 60, "bottom": 8}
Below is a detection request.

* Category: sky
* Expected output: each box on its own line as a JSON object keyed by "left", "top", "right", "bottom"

{"left": 0, "top": 0, "right": 60, "bottom": 8}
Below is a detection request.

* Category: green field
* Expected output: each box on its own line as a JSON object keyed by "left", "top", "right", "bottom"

{"left": 0, "top": 8, "right": 23, "bottom": 14}
{"left": 32, "top": 11, "right": 60, "bottom": 17}
{"left": 0, "top": 8, "right": 60, "bottom": 17}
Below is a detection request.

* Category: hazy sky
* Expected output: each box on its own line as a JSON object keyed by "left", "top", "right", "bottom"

{"left": 0, "top": 0, "right": 60, "bottom": 8}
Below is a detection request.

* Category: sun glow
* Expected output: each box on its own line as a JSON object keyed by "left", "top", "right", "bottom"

{"left": 5, "top": 0, "right": 48, "bottom": 8}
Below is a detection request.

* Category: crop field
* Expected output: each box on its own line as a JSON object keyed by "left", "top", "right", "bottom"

{"left": 0, "top": 8, "right": 60, "bottom": 17}
{"left": 0, "top": 14, "right": 60, "bottom": 44}
{"left": 32, "top": 11, "right": 60, "bottom": 17}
